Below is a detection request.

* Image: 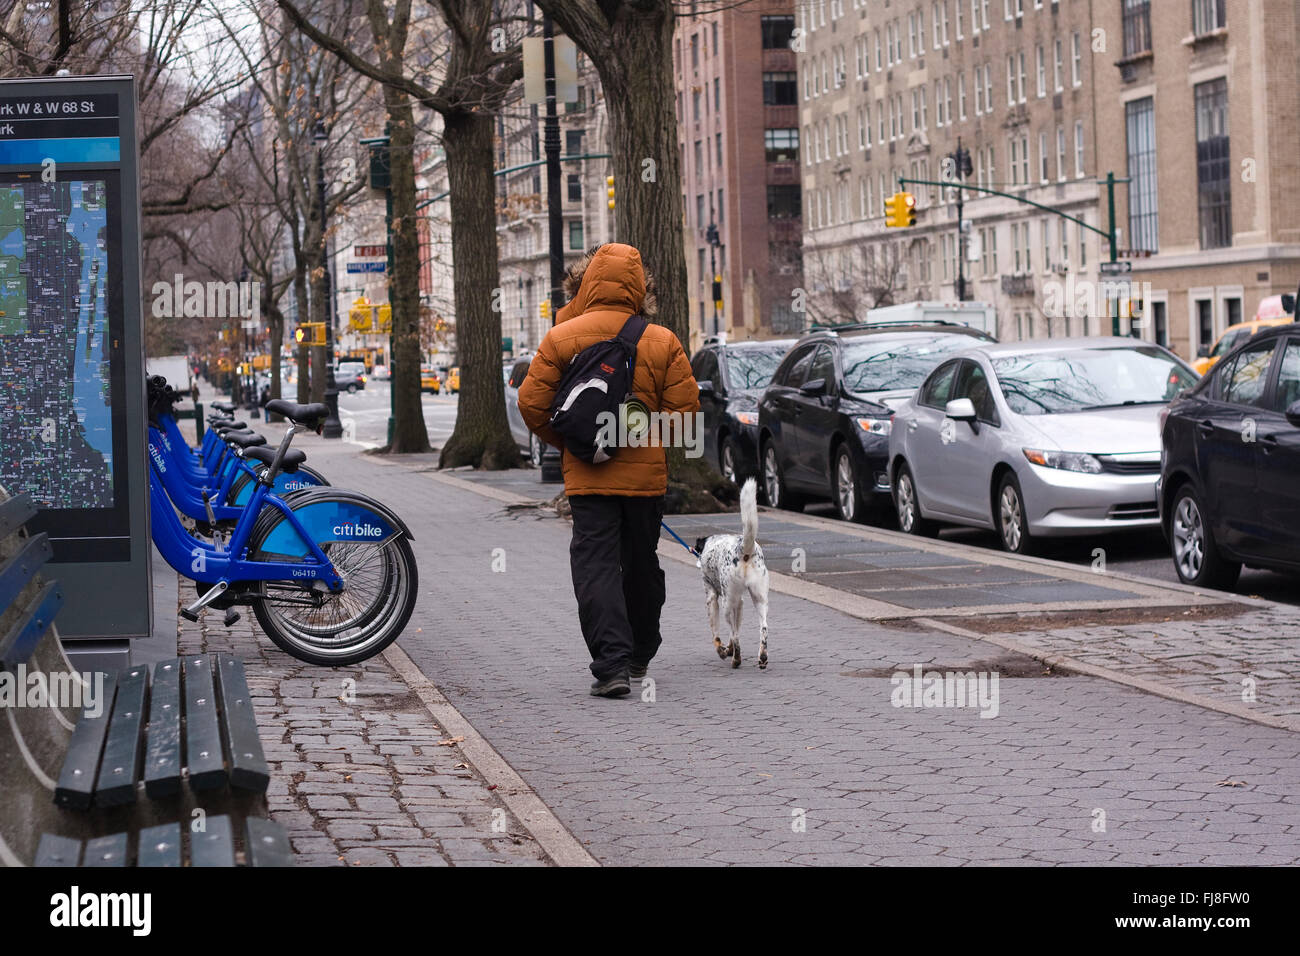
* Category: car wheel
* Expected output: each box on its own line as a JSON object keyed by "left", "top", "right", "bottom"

{"left": 996, "top": 472, "right": 1036, "bottom": 555}
{"left": 894, "top": 462, "right": 938, "bottom": 537}
{"left": 529, "top": 433, "right": 545, "bottom": 468}
{"left": 719, "top": 435, "right": 740, "bottom": 484}
{"left": 832, "top": 445, "right": 870, "bottom": 524}
{"left": 1170, "top": 485, "right": 1241, "bottom": 590}
{"left": 347, "top": 384, "right": 358, "bottom": 394}
{"left": 762, "top": 441, "right": 802, "bottom": 512}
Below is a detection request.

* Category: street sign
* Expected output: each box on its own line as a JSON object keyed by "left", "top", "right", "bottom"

{"left": 0, "top": 75, "right": 150, "bottom": 665}
{"left": 347, "top": 261, "right": 386, "bottom": 273}
{"left": 522, "top": 35, "right": 578, "bottom": 104}
{"left": 1100, "top": 261, "right": 1133, "bottom": 275}
{"left": 353, "top": 244, "right": 384, "bottom": 258}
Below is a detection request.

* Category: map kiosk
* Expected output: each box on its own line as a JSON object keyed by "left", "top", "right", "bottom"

{"left": 0, "top": 75, "right": 150, "bottom": 668}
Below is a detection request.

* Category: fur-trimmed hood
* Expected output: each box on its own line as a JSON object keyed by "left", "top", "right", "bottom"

{"left": 555, "top": 242, "right": 658, "bottom": 323}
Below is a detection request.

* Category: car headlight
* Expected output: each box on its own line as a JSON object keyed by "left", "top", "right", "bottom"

{"left": 734, "top": 412, "right": 758, "bottom": 427}
{"left": 1022, "top": 448, "right": 1103, "bottom": 474}
{"left": 856, "top": 417, "right": 892, "bottom": 437}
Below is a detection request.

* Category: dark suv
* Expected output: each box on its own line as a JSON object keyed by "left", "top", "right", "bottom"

{"left": 757, "top": 323, "right": 995, "bottom": 522}
{"left": 1159, "top": 323, "right": 1300, "bottom": 589}
{"left": 690, "top": 337, "right": 797, "bottom": 484}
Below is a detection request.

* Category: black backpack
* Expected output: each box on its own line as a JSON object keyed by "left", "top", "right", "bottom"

{"left": 549, "top": 314, "right": 648, "bottom": 464}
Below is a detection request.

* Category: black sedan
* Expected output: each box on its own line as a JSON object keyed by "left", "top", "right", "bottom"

{"left": 690, "top": 337, "right": 796, "bottom": 484}
{"left": 1159, "top": 322, "right": 1300, "bottom": 589}
{"left": 758, "top": 323, "right": 995, "bottom": 523}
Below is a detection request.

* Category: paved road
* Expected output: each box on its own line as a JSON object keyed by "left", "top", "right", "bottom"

{"left": 286, "top": 438, "right": 1300, "bottom": 866}
{"left": 337, "top": 382, "right": 458, "bottom": 449}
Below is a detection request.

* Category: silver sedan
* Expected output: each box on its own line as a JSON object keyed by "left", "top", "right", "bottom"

{"left": 888, "top": 337, "right": 1199, "bottom": 554}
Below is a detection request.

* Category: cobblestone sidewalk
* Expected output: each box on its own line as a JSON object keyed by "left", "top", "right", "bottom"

{"left": 176, "top": 597, "right": 550, "bottom": 867}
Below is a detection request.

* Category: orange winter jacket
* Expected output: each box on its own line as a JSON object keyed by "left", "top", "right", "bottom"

{"left": 517, "top": 243, "right": 699, "bottom": 496}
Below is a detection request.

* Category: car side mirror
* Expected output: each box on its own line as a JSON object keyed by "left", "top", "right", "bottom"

{"left": 799, "top": 378, "right": 827, "bottom": 397}
{"left": 1287, "top": 400, "right": 1300, "bottom": 429}
{"left": 945, "top": 398, "right": 977, "bottom": 421}
{"left": 1197, "top": 344, "right": 1211, "bottom": 359}
{"left": 697, "top": 380, "right": 715, "bottom": 398}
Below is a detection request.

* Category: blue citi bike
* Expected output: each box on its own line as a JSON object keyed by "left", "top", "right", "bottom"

{"left": 147, "top": 377, "right": 417, "bottom": 665}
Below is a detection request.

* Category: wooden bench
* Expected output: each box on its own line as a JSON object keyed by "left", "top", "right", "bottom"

{"left": 0, "top": 490, "right": 291, "bottom": 867}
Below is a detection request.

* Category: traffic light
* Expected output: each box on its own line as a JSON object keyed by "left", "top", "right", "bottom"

{"left": 540, "top": 299, "right": 550, "bottom": 321}
{"left": 293, "top": 322, "right": 326, "bottom": 346}
{"left": 606, "top": 175, "right": 615, "bottom": 210}
{"left": 348, "top": 298, "right": 372, "bottom": 332}
{"left": 712, "top": 275, "right": 723, "bottom": 311}
{"left": 884, "top": 191, "right": 917, "bottom": 228}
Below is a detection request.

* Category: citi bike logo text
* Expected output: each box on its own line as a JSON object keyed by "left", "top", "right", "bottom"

{"left": 151, "top": 273, "right": 260, "bottom": 323}
{"left": 0, "top": 666, "right": 106, "bottom": 717}
{"left": 148, "top": 442, "right": 166, "bottom": 472}
{"left": 594, "top": 404, "right": 704, "bottom": 458}
{"left": 333, "top": 521, "right": 386, "bottom": 538}
{"left": 890, "top": 664, "right": 1000, "bottom": 718}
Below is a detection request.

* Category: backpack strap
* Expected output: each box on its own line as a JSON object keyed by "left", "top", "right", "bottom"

{"left": 616, "top": 313, "right": 649, "bottom": 348}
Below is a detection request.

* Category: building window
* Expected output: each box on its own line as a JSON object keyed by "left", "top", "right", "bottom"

{"left": 1152, "top": 300, "right": 1168, "bottom": 346}
{"left": 764, "top": 128, "right": 799, "bottom": 163}
{"left": 569, "top": 220, "right": 584, "bottom": 250}
{"left": 1122, "top": 0, "right": 1152, "bottom": 58}
{"left": 984, "top": 63, "right": 994, "bottom": 112}
{"left": 717, "top": 189, "right": 724, "bottom": 226}
{"left": 763, "top": 71, "right": 798, "bottom": 106}
{"left": 958, "top": 73, "right": 967, "bottom": 119}
{"left": 566, "top": 173, "right": 581, "bottom": 203}
{"left": 1036, "top": 46, "right": 1046, "bottom": 98}
{"left": 1074, "top": 120, "right": 1085, "bottom": 177}
{"left": 1071, "top": 32, "right": 1082, "bottom": 86}
{"left": 1192, "top": 0, "right": 1225, "bottom": 36}
{"left": 565, "top": 130, "right": 584, "bottom": 154}
{"left": 1195, "top": 298, "right": 1214, "bottom": 349}
{"left": 767, "top": 184, "right": 802, "bottom": 220}
{"left": 1056, "top": 125, "right": 1067, "bottom": 182}
{"left": 1040, "top": 217, "right": 1051, "bottom": 271}
{"left": 714, "top": 77, "right": 721, "bottom": 112}
{"left": 1039, "top": 131, "right": 1049, "bottom": 183}
{"left": 716, "top": 132, "right": 722, "bottom": 167}
{"left": 1225, "top": 296, "right": 1242, "bottom": 327}
{"left": 1195, "top": 78, "right": 1231, "bottom": 249}
{"left": 1053, "top": 39, "right": 1063, "bottom": 92}
{"left": 1125, "top": 97, "right": 1159, "bottom": 252}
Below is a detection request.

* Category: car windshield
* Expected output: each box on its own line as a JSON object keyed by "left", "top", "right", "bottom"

{"left": 724, "top": 345, "right": 790, "bottom": 389}
{"left": 992, "top": 347, "right": 1198, "bottom": 415}
{"left": 1210, "top": 328, "right": 1250, "bottom": 359}
{"left": 841, "top": 334, "right": 982, "bottom": 393}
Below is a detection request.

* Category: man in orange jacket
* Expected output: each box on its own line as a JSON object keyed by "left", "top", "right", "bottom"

{"left": 518, "top": 243, "right": 700, "bottom": 697}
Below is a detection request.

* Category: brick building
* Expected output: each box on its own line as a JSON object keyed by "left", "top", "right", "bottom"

{"left": 674, "top": 1, "right": 805, "bottom": 349}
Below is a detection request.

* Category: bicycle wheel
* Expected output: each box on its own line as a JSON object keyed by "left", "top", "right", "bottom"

{"left": 247, "top": 491, "right": 417, "bottom": 665}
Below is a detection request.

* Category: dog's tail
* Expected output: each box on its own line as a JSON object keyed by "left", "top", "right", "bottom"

{"left": 740, "top": 478, "right": 758, "bottom": 560}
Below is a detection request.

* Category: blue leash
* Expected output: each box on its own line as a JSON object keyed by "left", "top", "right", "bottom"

{"left": 661, "top": 520, "right": 698, "bottom": 557}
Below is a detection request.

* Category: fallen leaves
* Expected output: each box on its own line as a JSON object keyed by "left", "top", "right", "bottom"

{"left": 435, "top": 735, "right": 465, "bottom": 747}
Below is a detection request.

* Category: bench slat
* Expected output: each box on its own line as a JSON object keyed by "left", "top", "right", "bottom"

{"left": 83, "top": 832, "right": 128, "bottom": 867}
{"left": 183, "top": 655, "right": 227, "bottom": 790}
{"left": 215, "top": 654, "right": 269, "bottom": 792}
{"left": 54, "top": 675, "right": 118, "bottom": 810}
{"left": 144, "top": 659, "right": 183, "bottom": 798}
{"left": 94, "top": 665, "right": 148, "bottom": 807}
{"left": 190, "top": 814, "right": 236, "bottom": 867}
{"left": 0, "top": 578, "right": 64, "bottom": 671}
{"left": 136, "top": 822, "right": 182, "bottom": 867}
{"left": 0, "top": 493, "right": 36, "bottom": 539}
{"left": 244, "top": 817, "right": 292, "bottom": 867}
{"left": 0, "top": 532, "right": 52, "bottom": 612}
{"left": 34, "top": 833, "right": 82, "bottom": 867}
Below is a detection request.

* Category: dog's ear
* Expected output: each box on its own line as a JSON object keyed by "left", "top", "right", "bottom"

{"left": 694, "top": 536, "right": 709, "bottom": 554}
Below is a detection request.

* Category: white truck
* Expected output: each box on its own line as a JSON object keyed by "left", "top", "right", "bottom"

{"left": 864, "top": 301, "right": 998, "bottom": 338}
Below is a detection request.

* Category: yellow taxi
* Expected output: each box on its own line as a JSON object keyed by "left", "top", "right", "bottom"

{"left": 420, "top": 366, "right": 441, "bottom": 394}
{"left": 447, "top": 366, "right": 460, "bottom": 393}
{"left": 1193, "top": 295, "right": 1295, "bottom": 375}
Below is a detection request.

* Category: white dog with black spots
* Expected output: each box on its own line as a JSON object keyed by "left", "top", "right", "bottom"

{"left": 694, "top": 479, "right": 770, "bottom": 669}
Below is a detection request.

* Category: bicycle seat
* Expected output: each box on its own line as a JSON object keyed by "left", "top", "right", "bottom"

{"left": 211, "top": 401, "right": 235, "bottom": 413}
{"left": 214, "top": 420, "right": 248, "bottom": 432}
{"left": 244, "top": 446, "right": 307, "bottom": 473}
{"left": 225, "top": 431, "right": 267, "bottom": 448}
{"left": 264, "top": 399, "right": 330, "bottom": 429}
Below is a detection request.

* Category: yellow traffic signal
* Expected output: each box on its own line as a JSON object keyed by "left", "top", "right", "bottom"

{"left": 293, "top": 322, "right": 326, "bottom": 345}
{"left": 293, "top": 324, "right": 307, "bottom": 344}
{"left": 540, "top": 299, "right": 550, "bottom": 321}
{"left": 885, "top": 191, "right": 917, "bottom": 228}
{"left": 606, "top": 175, "right": 615, "bottom": 210}
{"left": 349, "top": 297, "right": 372, "bottom": 332}
{"left": 377, "top": 303, "right": 392, "bottom": 332}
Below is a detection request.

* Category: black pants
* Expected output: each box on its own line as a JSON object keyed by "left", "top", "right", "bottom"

{"left": 568, "top": 494, "right": 667, "bottom": 680}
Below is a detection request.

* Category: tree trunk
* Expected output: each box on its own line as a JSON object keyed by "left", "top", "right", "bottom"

{"left": 294, "top": 266, "right": 310, "bottom": 405}
{"left": 384, "top": 91, "right": 431, "bottom": 453}
{"left": 436, "top": 107, "right": 519, "bottom": 469}
{"left": 266, "top": 292, "right": 284, "bottom": 423}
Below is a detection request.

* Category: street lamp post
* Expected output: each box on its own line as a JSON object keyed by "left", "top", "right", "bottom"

{"left": 948, "top": 138, "right": 973, "bottom": 302}
{"left": 315, "top": 110, "right": 343, "bottom": 439}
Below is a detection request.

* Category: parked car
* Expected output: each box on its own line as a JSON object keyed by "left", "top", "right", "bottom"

{"left": 690, "top": 337, "right": 797, "bottom": 484}
{"left": 1159, "top": 324, "right": 1300, "bottom": 589}
{"left": 334, "top": 361, "right": 367, "bottom": 393}
{"left": 420, "top": 366, "right": 442, "bottom": 394}
{"left": 447, "top": 366, "right": 460, "bottom": 393}
{"left": 889, "top": 337, "right": 1198, "bottom": 553}
{"left": 371, "top": 364, "right": 391, "bottom": 381}
{"left": 758, "top": 323, "right": 996, "bottom": 522}
{"left": 505, "top": 356, "right": 546, "bottom": 465}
